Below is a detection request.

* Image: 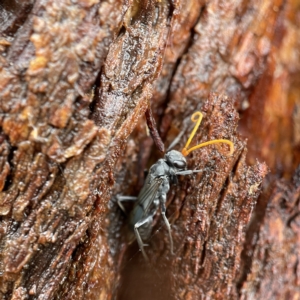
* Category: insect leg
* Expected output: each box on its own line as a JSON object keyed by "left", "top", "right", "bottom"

{"left": 175, "top": 169, "right": 202, "bottom": 176}
{"left": 160, "top": 199, "right": 174, "bottom": 255}
{"left": 134, "top": 215, "right": 153, "bottom": 261}
{"left": 116, "top": 195, "right": 137, "bottom": 214}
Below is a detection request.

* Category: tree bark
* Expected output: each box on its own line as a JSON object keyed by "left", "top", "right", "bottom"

{"left": 0, "top": 0, "right": 299, "bottom": 300}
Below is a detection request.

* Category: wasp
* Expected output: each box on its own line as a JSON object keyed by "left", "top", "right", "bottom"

{"left": 117, "top": 111, "right": 234, "bottom": 260}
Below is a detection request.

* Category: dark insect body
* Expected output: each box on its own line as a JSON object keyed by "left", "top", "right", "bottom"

{"left": 118, "top": 111, "right": 234, "bottom": 260}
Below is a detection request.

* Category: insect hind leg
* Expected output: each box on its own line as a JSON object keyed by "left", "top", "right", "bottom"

{"left": 161, "top": 210, "right": 174, "bottom": 255}
{"left": 134, "top": 215, "right": 153, "bottom": 261}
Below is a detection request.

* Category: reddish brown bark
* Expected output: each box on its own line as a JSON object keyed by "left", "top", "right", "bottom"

{"left": 240, "top": 168, "right": 300, "bottom": 299}
{"left": 0, "top": 0, "right": 299, "bottom": 299}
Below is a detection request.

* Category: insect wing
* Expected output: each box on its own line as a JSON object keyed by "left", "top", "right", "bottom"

{"left": 136, "top": 177, "right": 164, "bottom": 217}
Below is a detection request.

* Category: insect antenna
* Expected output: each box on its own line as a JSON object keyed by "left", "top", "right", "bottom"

{"left": 167, "top": 130, "right": 185, "bottom": 151}
{"left": 181, "top": 111, "right": 234, "bottom": 157}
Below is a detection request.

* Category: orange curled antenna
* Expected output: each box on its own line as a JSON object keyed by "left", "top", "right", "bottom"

{"left": 181, "top": 111, "right": 234, "bottom": 157}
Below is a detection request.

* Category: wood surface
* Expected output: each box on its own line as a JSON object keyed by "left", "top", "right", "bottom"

{"left": 0, "top": 0, "right": 299, "bottom": 299}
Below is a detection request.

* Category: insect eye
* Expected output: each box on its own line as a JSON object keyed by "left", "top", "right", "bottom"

{"left": 173, "top": 160, "right": 186, "bottom": 168}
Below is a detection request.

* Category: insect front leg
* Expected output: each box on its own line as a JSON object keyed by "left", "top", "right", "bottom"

{"left": 116, "top": 195, "right": 137, "bottom": 214}
{"left": 175, "top": 169, "right": 202, "bottom": 176}
{"left": 134, "top": 215, "right": 153, "bottom": 261}
{"left": 160, "top": 193, "right": 174, "bottom": 255}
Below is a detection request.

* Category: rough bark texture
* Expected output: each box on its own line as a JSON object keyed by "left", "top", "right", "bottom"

{"left": 240, "top": 167, "right": 300, "bottom": 299}
{"left": 0, "top": 0, "right": 299, "bottom": 300}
